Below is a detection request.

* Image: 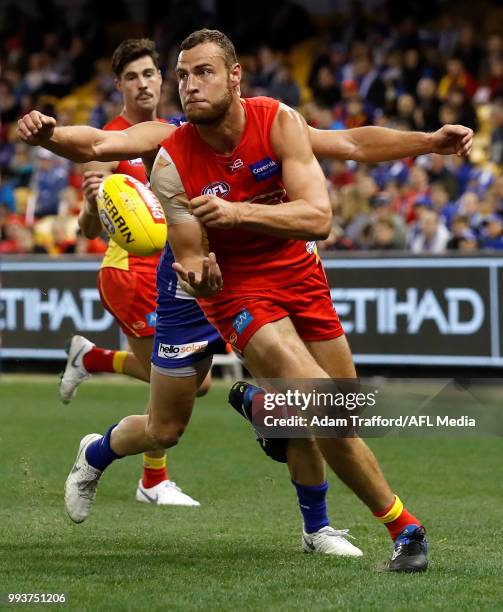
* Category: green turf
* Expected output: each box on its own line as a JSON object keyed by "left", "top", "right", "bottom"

{"left": 0, "top": 377, "right": 501, "bottom": 611}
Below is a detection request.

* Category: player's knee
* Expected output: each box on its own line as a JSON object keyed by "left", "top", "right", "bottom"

{"left": 147, "top": 422, "right": 186, "bottom": 449}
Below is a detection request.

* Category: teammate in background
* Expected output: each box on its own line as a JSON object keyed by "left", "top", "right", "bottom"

{"left": 17, "top": 37, "right": 472, "bottom": 565}
{"left": 59, "top": 38, "right": 200, "bottom": 507}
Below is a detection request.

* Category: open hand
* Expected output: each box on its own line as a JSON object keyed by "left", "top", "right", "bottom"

{"left": 172, "top": 252, "right": 223, "bottom": 297}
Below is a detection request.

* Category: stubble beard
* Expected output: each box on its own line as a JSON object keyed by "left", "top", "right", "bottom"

{"left": 185, "top": 87, "right": 233, "bottom": 125}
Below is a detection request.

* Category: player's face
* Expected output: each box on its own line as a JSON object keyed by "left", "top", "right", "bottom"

{"left": 176, "top": 43, "right": 240, "bottom": 125}
{"left": 117, "top": 56, "right": 162, "bottom": 113}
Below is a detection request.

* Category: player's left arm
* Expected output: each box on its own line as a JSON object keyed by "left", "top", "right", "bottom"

{"left": 308, "top": 124, "right": 473, "bottom": 162}
{"left": 189, "top": 105, "right": 332, "bottom": 240}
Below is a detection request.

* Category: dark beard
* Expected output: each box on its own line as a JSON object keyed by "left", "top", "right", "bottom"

{"left": 185, "top": 88, "right": 233, "bottom": 125}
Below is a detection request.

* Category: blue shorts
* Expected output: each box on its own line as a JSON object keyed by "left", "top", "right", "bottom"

{"left": 150, "top": 245, "right": 225, "bottom": 371}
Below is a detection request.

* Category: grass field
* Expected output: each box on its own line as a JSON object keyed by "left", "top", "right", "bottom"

{"left": 0, "top": 376, "right": 502, "bottom": 611}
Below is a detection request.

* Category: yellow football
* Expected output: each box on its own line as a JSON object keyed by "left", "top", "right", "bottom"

{"left": 96, "top": 173, "right": 167, "bottom": 256}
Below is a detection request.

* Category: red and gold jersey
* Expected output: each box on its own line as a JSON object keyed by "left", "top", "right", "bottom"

{"left": 158, "top": 97, "right": 317, "bottom": 290}
{"left": 101, "top": 114, "right": 165, "bottom": 272}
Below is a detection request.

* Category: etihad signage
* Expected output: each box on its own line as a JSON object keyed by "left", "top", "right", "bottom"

{"left": 2, "top": 255, "right": 503, "bottom": 366}
{"left": 1, "top": 259, "right": 119, "bottom": 359}
{"left": 323, "top": 256, "right": 502, "bottom": 367}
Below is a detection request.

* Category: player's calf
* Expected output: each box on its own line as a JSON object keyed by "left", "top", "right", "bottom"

{"left": 145, "top": 421, "right": 187, "bottom": 450}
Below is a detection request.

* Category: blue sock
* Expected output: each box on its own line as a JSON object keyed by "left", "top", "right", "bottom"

{"left": 85, "top": 425, "right": 123, "bottom": 471}
{"left": 292, "top": 480, "right": 330, "bottom": 534}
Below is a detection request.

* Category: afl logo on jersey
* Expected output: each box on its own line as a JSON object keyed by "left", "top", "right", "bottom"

{"left": 202, "top": 181, "right": 230, "bottom": 197}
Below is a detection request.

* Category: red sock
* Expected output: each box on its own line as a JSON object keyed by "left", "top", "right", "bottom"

{"left": 373, "top": 495, "right": 422, "bottom": 541}
{"left": 142, "top": 454, "right": 168, "bottom": 489}
{"left": 83, "top": 347, "right": 126, "bottom": 374}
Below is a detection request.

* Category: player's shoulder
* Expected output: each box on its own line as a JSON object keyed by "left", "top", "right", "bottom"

{"left": 244, "top": 96, "right": 280, "bottom": 111}
{"left": 159, "top": 119, "right": 192, "bottom": 150}
{"left": 275, "top": 103, "right": 306, "bottom": 131}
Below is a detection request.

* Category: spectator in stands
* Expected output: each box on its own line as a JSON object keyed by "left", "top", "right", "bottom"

{"left": 268, "top": 64, "right": 301, "bottom": 108}
{"left": 0, "top": 78, "right": 20, "bottom": 123}
{"left": 453, "top": 24, "right": 483, "bottom": 77}
{"left": 370, "top": 217, "right": 401, "bottom": 250}
{"left": 32, "top": 148, "right": 69, "bottom": 217}
{"left": 427, "top": 153, "right": 459, "bottom": 200}
{"left": 0, "top": 202, "right": 13, "bottom": 242}
{"left": 333, "top": 81, "right": 370, "bottom": 128}
{"left": 23, "top": 52, "right": 49, "bottom": 95}
{"left": 489, "top": 103, "right": 503, "bottom": 165}
{"left": 12, "top": 223, "right": 49, "bottom": 254}
{"left": 329, "top": 160, "right": 355, "bottom": 189}
{"left": 308, "top": 42, "right": 347, "bottom": 95}
{"left": 401, "top": 48, "right": 424, "bottom": 95}
{"left": 458, "top": 191, "right": 483, "bottom": 233}
{"left": 395, "top": 93, "right": 418, "bottom": 130}
{"left": 490, "top": 175, "right": 503, "bottom": 214}
{"left": 48, "top": 216, "right": 76, "bottom": 254}
{"left": 415, "top": 77, "right": 442, "bottom": 131}
{"left": 353, "top": 52, "right": 386, "bottom": 112}
{"left": 438, "top": 57, "right": 477, "bottom": 100}
{"left": 447, "top": 87, "right": 478, "bottom": 131}
{"left": 487, "top": 58, "right": 503, "bottom": 100}
{"left": 480, "top": 214, "right": 503, "bottom": 250}
{"left": 457, "top": 229, "right": 479, "bottom": 251}
{"left": 311, "top": 65, "right": 341, "bottom": 109}
{"left": 393, "top": 165, "right": 431, "bottom": 224}
{"left": 447, "top": 214, "right": 472, "bottom": 249}
{"left": 409, "top": 208, "right": 451, "bottom": 253}
{"left": 250, "top": 46, "right": 279, "bottom": 90}
{"left": 431, "top": 183, "right": 457, "bottom": 228}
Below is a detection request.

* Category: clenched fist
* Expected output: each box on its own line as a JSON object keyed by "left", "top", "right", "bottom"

{"left": 17, "top": 111, "right": 56, "bottom": 146}
{"left": 431, "top": 124, "right": 473, "bottom": 157}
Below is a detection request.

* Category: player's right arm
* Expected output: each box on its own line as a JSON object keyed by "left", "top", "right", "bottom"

{"left": 17, "top": 111, "right": 174, "bottom": 162}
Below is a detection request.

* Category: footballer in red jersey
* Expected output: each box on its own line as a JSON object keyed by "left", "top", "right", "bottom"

{"left": 17, "top": 30, "right": 472, "bottom": 563}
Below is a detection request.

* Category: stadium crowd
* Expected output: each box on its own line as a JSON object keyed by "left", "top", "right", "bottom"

{"left": 1, "top": 1, "right": 503, "bottom": 254}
